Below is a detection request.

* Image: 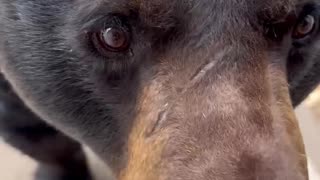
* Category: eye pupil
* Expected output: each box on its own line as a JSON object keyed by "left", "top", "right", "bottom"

{"left": 293, "top": 15, "right": 315, "bottom": 39}
{"left": 103, "top": 28, "right": 128, "bottom": 49}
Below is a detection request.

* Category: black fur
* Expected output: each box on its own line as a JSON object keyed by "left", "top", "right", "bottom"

{"left": 288, "top": 3, "right": 320, "bottom": 106}
{"left": 0, "top": 74, "right": 91, "bottom": 180}
{"left": 0, "top": 0, "right": 319, "bottom": 179}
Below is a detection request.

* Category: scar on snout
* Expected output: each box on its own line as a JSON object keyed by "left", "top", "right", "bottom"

{"left": 185, "top": 48, "right": 230, "bottom": 93}
{"left": 146, "top": 48, "right": 230, "bottom": 137}
{"left": 145, "top": 103, "right": 169, "bottom": 138}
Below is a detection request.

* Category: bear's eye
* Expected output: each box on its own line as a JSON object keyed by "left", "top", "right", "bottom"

{"left": 292, "top": 14, "right": 316, "bottom": 39}
{"left": 91, "top": 27, "right": 130, "bottom": 54}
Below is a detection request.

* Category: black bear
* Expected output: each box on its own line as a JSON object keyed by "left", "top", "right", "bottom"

{"left": 0, "top": 0, "right": 320, "bottom": 180}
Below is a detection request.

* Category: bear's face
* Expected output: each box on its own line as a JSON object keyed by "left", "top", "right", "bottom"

{"left": 1, "top": 0, "right": 320, "bottom": 179}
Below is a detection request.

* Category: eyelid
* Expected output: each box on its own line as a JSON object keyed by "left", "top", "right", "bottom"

{"left": 292, "top": 15, "right": 316, "bottom": 39}
{"left": 78, "top": 14, "right": 129, "bottom": 35}
{"left": 291, "top": 6, "right": 320, "bottom": 46}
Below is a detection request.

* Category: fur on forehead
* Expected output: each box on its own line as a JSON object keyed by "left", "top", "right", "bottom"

{"left": 253, "top": 0, "right": 296, "bottom": 21}
{"left": 129, "top": 0, "right": 182, "bottom": 28}
{"left": 74, "top": 0, "right": 182, "bottom": 29}
{"left": 133, "top": 0, "right": 295, "bottom": 17}
{"left": 76, "top": 0, "right": 296, "bottom": 27}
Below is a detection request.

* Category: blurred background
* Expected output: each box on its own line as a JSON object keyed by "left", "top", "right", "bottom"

{"left": 0, "top": 87, "right": 319, "bottom": 180}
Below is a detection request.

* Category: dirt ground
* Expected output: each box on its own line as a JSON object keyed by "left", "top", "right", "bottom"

{"left": 0, "top": 88, "right": 320, "bottom": 180}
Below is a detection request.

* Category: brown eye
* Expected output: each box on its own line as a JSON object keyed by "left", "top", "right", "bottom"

{"left": 293, "top": 15, "right": 315, "bottom": 39}
{"left": 92, "top": 27, "right": 130, "bottom": 53}
{"left": 102, "top": 28, "right": 129, "bottom": 50}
